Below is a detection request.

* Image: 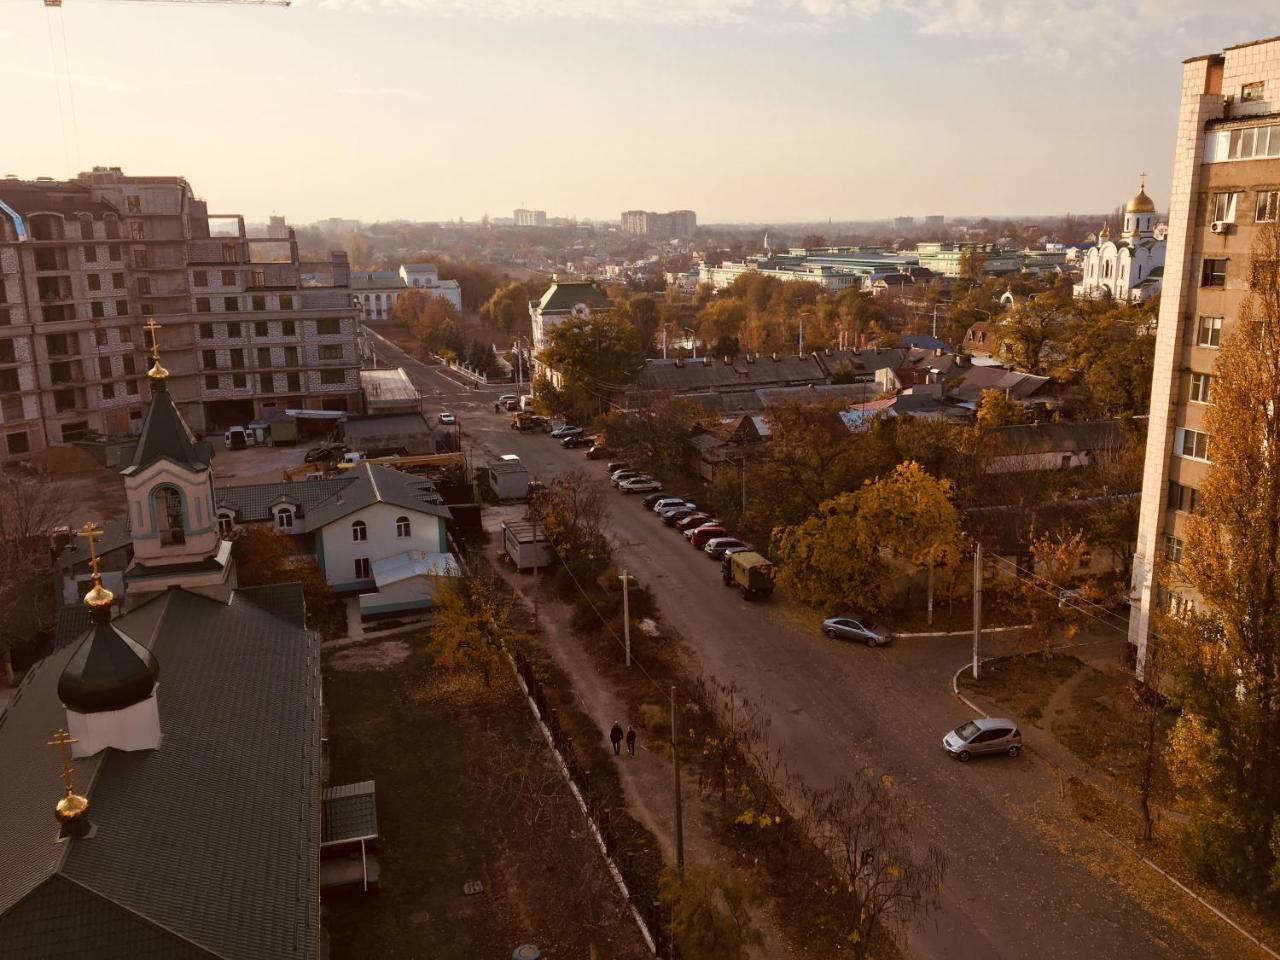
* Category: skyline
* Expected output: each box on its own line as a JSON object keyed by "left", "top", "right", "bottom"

{"left": 4, "top": 0, "right": 1274, "bottom": 224}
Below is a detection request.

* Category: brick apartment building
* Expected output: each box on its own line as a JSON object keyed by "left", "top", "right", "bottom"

{"left": 0, "top": 167, "right": 360, "bottom": 463}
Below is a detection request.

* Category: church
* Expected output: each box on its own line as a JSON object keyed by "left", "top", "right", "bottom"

{"left": 1073, "top": 178, "right": 1166, "bottom": 304}
{"left": 0, "top": 327, "right": 324, "bottom": 959}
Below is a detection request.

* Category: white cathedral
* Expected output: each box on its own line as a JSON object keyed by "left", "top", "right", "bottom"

{"left": 1074, "top": 178, "right": 1165, "bottom": 304}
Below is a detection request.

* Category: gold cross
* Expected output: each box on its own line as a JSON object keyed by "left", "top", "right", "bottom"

{"left": 47, "top": 729, "right": 79, "bottom": 795}
{"left": 144, "top": 317, "right": 162, "bottom": 360}
{"left": 78, "top": 521, "right": 103, "bottom": 580}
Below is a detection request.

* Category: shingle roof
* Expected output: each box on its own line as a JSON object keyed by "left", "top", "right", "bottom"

{"left": 988, "top": 420, "right": 1126, "bottom": 455}
{"left": 301, "top": 465, "right": 450, "bottom": 531}
{"left": 0, "top": 586, "right": 321, "bottom": 960}
{"left": 321, "top": 781, "right": 378, "bottom": 845}
{"left": 535, "top": 281, "right": 611, "bottom": 314}
{"left": 216, "top": 477, "right": 355, "bottom": 523}
{"left": 631, "top": 355, "right": 826, "bottom": 394}
{"left": 947, "top": 366, "right": 1052, "bottom": 403}
{"left": 122, "top": 382, "right": 207, "bottom": 476}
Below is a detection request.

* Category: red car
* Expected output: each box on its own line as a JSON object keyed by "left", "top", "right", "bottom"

{"left": 687, "top": 524, "right": 728, "bottom": 548}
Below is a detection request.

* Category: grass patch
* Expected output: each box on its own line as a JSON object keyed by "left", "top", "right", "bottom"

{"left": 959, "top": 652, "right": 1081, "bottom": 725}
{"left": 322, "top": 640, "right": 649, "bottom": 960}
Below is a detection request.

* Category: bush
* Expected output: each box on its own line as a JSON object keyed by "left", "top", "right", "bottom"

{"left": 639, "top": 703, "right": 668, "bottom": 733}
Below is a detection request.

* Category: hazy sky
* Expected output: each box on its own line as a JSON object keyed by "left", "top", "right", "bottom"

{"left": 2, "top": 0, "right": 1273, "bottom": 224}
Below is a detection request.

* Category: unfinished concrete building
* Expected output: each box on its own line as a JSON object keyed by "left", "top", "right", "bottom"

{"left": 0, "top": 167, "right": 360, "bottom": 463}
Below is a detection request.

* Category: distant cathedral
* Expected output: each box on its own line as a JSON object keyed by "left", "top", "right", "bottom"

{"left": 1074, "top": 177, "right": 1165, "bottom": 304}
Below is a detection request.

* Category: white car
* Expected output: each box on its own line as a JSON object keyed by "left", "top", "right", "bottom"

{"left": 439, "top": 412, "right": 456, "bottom": 425}
{"left": 611, "top": 470, "right": 644, "bottom": 487}
{"left": 620, "top": 477, "right": 662, "bottom": 493}
{"left": 657, "top": 501, "right": 697, "bottom": 519}
{"left": 651, "top": 498, "right": 690, "bottom": 514}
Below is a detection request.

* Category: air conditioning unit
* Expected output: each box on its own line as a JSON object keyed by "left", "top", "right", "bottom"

{"left": 1210, "top": 220, "right": 1231, "bottom": 234}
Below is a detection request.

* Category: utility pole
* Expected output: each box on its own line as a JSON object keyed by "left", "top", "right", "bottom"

{"left": 531, "top": 509, "right": 540, "bottom": 624}
{"left": 926, "top": 545, "right": 934, "bottom": 628}
{"left": 661, "top": 325, "right": 667, "bottom": 360}
{"left": 972, "top": 542, "right": 982, "bottom": 680}
{"left": 620, "top": 569, "right": 631, "bottom": 667}
{"left": 739, "top": 454, "right": 747, "bottom": 515}
{"left": 670, "top": 685, "right": 685, "bottom": 876}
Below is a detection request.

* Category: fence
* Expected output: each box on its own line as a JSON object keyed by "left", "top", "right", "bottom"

{"left": 513, "top": 650, "right": 673, "bottom": 957}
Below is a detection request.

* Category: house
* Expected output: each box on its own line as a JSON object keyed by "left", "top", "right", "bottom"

{"left": 627, "top": 353, "right": 828, "bottom": 404}
{"left": 0, "top": 355, "right": 322, "bottom": 959}
{"left": 360, "top": 368, "right": 420, "bottom": 416}
{"left": 984, "top": 420, "right": 1128, "bottom": 473}
{"left": 684, "top": 415, "right": 770, "bottom": 481}
{"left": 839, "top": 388, "right": 966, "bottom": 430}
{"left": 962, "top": 321, "right": 998, "bottom": 359}
{"left": 946, "top": 364, "right": 1053, "bottom": 409}
{"left": 528, "top": 280, "right": 613, "bottom": 384}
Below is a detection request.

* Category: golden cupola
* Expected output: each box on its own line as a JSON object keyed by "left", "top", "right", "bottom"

{"left": 1126, "top": 176, "right": 1156, "bottom": 214}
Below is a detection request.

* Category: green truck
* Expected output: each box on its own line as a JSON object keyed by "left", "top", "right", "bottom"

{"left": 721, "top": 551, "right": 775, "bottom": 600}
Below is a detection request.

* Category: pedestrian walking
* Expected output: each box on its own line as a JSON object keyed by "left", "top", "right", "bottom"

{"left": 625, "top": 726, "right": 637, "bottom": 756}
{"left": 609, "top": 721, "right": 623, "bottom": 756}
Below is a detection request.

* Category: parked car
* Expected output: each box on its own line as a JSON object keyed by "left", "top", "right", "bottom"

{"left": 675, "top": 512, "right": 714, "bottom": 531}
{"left": 304, "top": 443, "right": 346, "bottom": 463}
{"left": 438, "top": 412, "right": 456, "bottom": 425}
{"left": 822, "top": 617, "right": 893, "bottom": 647}
{"left": 585, "top": 444, "right": 612, "bottom": 460}
{"left": 687, "top": 524, "right": 728, "bottom": 548}
{"left": 504, "top": 399, "right": 519, "bottom": 411}
{"left": 511, "top": 413, "right": 543, "bottom": 432}
{"left": 611, "top": 470, "right": 644, "bottom": 488}
{"left": 722, "top": 543, "right": 754, "bottom": 557}
{"left": 620, "top": 477, "right": 663, "bottom": 493}
{"left": 223, "top": 426, "right": 251, "bottom": 449}
{"left": 651, "top": 497, "right": 690, "bottom": 513}
{"left": 942, "top": 718, "right": 1022, "bottom": 762}
{"left": 722, "top": 550, "right": 775, "bottom": 600}
{"left": 494, "top": 394, "right": 517, "bottom": 412}
{"left": 657, "top": 502, "right": 697, "bottom": 519}
{"left": 549, "top": 425, "right": 583, "bottom": 439}
{"left": 561, "top": 434, "right": 593, "bottom": 449}
{"left": 704, "top": 537, "right": 747, "bottom": 559}
{"left": 642, "top": 493, "right": 670, "bottom": 510}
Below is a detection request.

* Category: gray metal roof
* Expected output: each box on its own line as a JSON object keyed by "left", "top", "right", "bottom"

{"left": 0, "top": 586, "right": 321, "bottom": 960}
{"left": 630, "top": 354, "right": 826, "bottom": 394}
{"left": 301, "top": 464, "right": 450, "bottom": 531}
{"left": 321, "top": 781, "right": 378, "bottom": 845}
{"left": 122, "top": 382, "right": 208, "bottom": 476}
{"left": 216, "top": 477, "right": 354, "bottom": 523}
{"left": 535, "top": 281, "right": 611, "bottom": 314}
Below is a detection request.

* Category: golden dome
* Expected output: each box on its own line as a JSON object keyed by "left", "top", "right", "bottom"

{"left": 147, "top": 359, "right": 170, "bottom": 381}
{"left": 56, "top": 791, "right": 90, "bottom": 823}
{"left": 84, "top": 579, "right": 115, "bottom": 609}
{"left": 1126, "top": 178, "right": 1156, "bottom": 214}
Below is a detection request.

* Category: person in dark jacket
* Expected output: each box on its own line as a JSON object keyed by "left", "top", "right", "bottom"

{"left": 609, "top": 721, "right": 624, "bottom": 755}
{"left": 625, "top": 726, "right": 637, "bottom": 756}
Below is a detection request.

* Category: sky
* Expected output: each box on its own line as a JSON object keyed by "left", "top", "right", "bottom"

{"left": 1, "top": 0, "right": 1274, "bottom": 224}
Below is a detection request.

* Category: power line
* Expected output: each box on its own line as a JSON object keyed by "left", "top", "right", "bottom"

{"left": 43, "top": 6, "right": 71, "bottom": 176}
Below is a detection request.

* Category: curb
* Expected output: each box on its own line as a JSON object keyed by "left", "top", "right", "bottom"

{"left": 950, "top": 660, "right": 993, "bottom": 717}
{"left": 900, "top": 624, "right": 1028, "bottom": 640}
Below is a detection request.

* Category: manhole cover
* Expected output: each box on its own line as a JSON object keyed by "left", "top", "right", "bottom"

{"left": 513, "top": 947, "right": 541, "bottom": 960}
{"left": 463, "top": 880, "right": 484, "bottom": 896}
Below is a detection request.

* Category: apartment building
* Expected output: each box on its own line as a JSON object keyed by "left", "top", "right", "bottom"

{"left": 514, "top": 208, "right": 547, "bottom": 227}
{"left": 620, "top": 209, "right": 697, "bottom": 239}
{"left": 1129, "top": 37, "right": 1280, "bottom": 668}
{"left": 0, "top": 167, "right": 359, "bottom": 462}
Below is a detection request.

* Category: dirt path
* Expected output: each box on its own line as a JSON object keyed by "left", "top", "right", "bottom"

{"left": 487, "top": 545, "right": 796, "bottom": 958}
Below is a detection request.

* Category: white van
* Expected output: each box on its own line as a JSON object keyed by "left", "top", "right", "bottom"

{"left": 223, "top": 426, "right": 252, "bottom": 449}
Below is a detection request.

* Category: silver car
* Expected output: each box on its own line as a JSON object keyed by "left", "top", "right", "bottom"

{"left": 821, "top": 617, "right": 892, "bottom": 647}
{"left": 942, "top": 717, "right": 1022, "bottom": 762}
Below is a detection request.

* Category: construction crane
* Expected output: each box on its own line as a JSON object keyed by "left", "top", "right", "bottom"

{"left": 43, "top": 0, "right": 291, "bottom": 6}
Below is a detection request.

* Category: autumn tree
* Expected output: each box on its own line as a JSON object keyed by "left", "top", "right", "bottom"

{"left": 772, "top": 491, "right": 891, "bottom": 615}
{"left": 994, "top": 293, "right": 1070, "bottom": 375}
{"left": 802, "top": 771, "right": 946, "bottom": 960}
{"left": 483, "top": 281, "right": 539, "bottom": 335}
{"left": 660, "top": 866, "right": 762, "bottom": 960}
{"left": 975, "top": 388, "right": 1027, "bottom": 429}
{"left": 1160, "top": 221, "right": 1280, "bottom": 896}
{"left": 1015, "top": 530, "right": 1098, "bottom": 659}
{"left": 231, "top": 525, "right": 345, "bottom": 639}
{"left": 0, "top": 469, "right": 68, "bottom": 684}
{"left": 958, "top": 245, "right": 987, "bottom": 282}
{"left": 537, "top": 311, "right": 643, "bottom": 422}
{"left": 599, "top": 395, "right": 705, "bottom": 480}
{"left": 529, "top": 470, "right": 611, "bottom": 579}
{"left": 428, "top": 562, "right": 519, "bottom": 688}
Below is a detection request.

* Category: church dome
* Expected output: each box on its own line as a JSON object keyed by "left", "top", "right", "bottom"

{"left": 1126, "top": 182, "right": 1156, "bottom": 214}
{"left": 58, "top": 614, "right": 159, "bottom": 714}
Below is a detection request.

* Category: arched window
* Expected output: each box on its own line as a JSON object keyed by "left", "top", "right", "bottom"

{"left": 396, "top": 515, "right": 411, "bottom": 538}
{"left": 216, "top": 511, "right": 235, "bottom": 537}
{"left": 1103, "top": 260, "right": 1113, "bottom": 279}
{"left": 352, "top": 519, "right": 367, "bottom": 542}
{"left": 154, "top": 485, "right": 186, "bottom": 546}
{"left": 276, "top": 508, "right": 294, "bottom": 531}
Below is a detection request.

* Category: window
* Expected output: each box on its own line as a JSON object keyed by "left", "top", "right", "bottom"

{"left": 6, "top": 430, "right": 30, "bottom": 455}
{"left": 1242, "top": 81, "right": 1265, "bottom": 103}
{"left": 317, "top": 318, "right": 340, "bottom": 336}
{"left": 217, "top": 513, "right": 234, "bottom": 537}
{"left": 282, "top": 320, "right": 296, "bottom": 337}
{"left": 275, "top": 508, "right": 294, "bottom": 530}
{"left": 122, "top": 355, "right": 136, "bottom": 376}
{"left": 83, "top": 245, "right": 97, "bottom": 263}
{"left": 252, "top": 269, "right": 265, "bottom": 287}
{"left": 193, "top": 269, "right": 208, "bottom": 287}
{"left": 87, "top": 274, "right": 101, "bottom": 292}
{"left": 108, "top": 244, "right": 121, "bottom": 261}
{"left": 354, "top": 557, "right": 371, "bottom": 579}
{"left": 132, "top": 249, "right": 148, "bottom": 269}
{"left": 1197, "top": 315, "right": 1223, "bottom": 348}
{"left": 221, "top": 269, "right": 236, "bottom": 286}
{"left": 1213, "top": 192, "right": 1238, "bottom": 223}
{"left": 90, "top": 301, "right": 104, "bottom": 319}
{"left": 115, "top": 299, "right": 129, "bottom": 316}
{"left": 226, "top": 322, "right": 241, "bottom": 339}
{"left": 252, "top": 295, "right": 266, "bottom": 311}
{"left": 99, "top": 356, "right": 112, "bottom": 379}
{"left": 254, "top": 321, "right": 269, "bottom": 338}
{"left": 223, "top": 296, "right": 238, "bottom": 312}
{"left": 0, "top": 339, "right": 14, "bottom": 362}
{"left": 320, "top": 345, "right": 343, "bottom": 361}
{"left": 1167, "top": 480, "right": 1200, "bottom": 513}
{"left": 197, "top": 323, "right": 213, "bottom": 340}
{"left": 205, "top": 374, "right": 219, "bottom": 390}
{"left": 1258, "top": 191, "right": 1280, "bottom": 223}
{"left": 102, "top": 382, "right": 115, "bottom": 400}
{"left": 1189, "top": 373, "right": 1212, "bottom": 404}
{"left": 129, "top": 221, "right": 144, "bottom": 240}
{"left": 126, "top": 380, "right": 138, "bottom": 395}
{"left": 196, "top": 297, "right": 211, "bottom": 313}
{"left": 320, "top": 369, "right": 346, "bottom": 384}
{"left": 1163, "top": 535, "right": 1185, "bottom": 565}
{"left": 352, "top": 520, "right": 368, "bottom": 542}
{"left": 119, "top": 326, "right": 132, "bottom": 343}
{"left": 94, "top": 328, "right": 107, "bottom": 347}
{"left": 156, "top": 486, "right": 186, "bottom": 546}
{"left": 126, "top": 195, "right": 141, "bottom": 214}
{"left": 1177, "top": 427, "right": 1210, "bottom": 462}
{"left": 287, "top": 372, "right": 301, "bottom": 392}
{"left": 222, "top": 243, "right": 237, "bottom": 264}
{"left": 201, "top": 349, "right": 218, "bottom": 370}
{"left": 257, "top": 347, "right": 272, "bottom": 367}
{"left": 230, "top": 348, "right": 244, "bottom": 369}
{"left": 112, "top": 272, "right": 124, "bottom": 289}
{"left": 279, "top": 295, "right": 294, "bottom": 311}
{"left": 259, "top": 373, "right": 273, "bottom": 393}
{"left": 232, "top": 373, "right": 247, "bottom": 389}
{"left": 284, "top": 346, "right": 298, "bottom": 366}
{"left": 136, "top": 277, "right": 151, "bottom": 297}
{"left": 396, "top": 515, "right": 411, "bottom": 538}
{"left": 1201, "top": 259, "right": 1227, "bottom": 287}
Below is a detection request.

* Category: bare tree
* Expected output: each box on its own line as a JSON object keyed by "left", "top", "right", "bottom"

{"left": 801, "top": 771, "right": 946, "bottom": 960}
{"left": 0, "top": 469, "right": 70, "bottom": 684}
{"left": 531, "top": 469, "right": 611, "bottom": 575}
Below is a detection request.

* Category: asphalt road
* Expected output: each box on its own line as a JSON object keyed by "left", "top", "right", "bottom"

{"left": 367, "top": 326, "right": 1203, "bottom": 960}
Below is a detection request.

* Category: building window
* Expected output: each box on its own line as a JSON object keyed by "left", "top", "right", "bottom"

{"left": 252, "top": 269, "right": 265, "bottom": 287}
{"left": 352, "top": 520, "right": 367, "bottom": 542}
{"left": 99, "top": 356, "right": 111, "bottom": 379}
{"left": 87, "top": 274, "right": 101, "bottom": 292}
{"left": 396, "top": 515, "right": 411, "bottom": 538}
{"left": 137, "top": 277, "right": 151, "bottom": 296}
{"left": 108, "top": 244, "right": 121, "bottom": 261}
{"left": 222, "top": 243, "right": 237, "bottom": 264}
{"left": 320, "top": 345, "right": 343, "bottom": 361}
{"left": 1242, "top": 81, "right": 1265, "bottom": 103}
{"left": 320, "top": 369, "right": 346, "bottom": 384}
{"left": 94, "top": 328, "right": 107, "bottom": 347}
{"left": 221, "top": 269, "right": 236, "bottom": 286}
{"left": 83, "top": 245, "right": 97, "bottom": 263}
{"left": 276, "top": 508, "right": 294, "bottom": 530}
{"left": 232, "top": 373, "right": 247, "bottom": 389}
{"left": 1163, "top": 535, "right": 1184, "bottom": 564}
{"left": 317, "top": 318, "right": 340, "bottom": 336}
{"left": 354, "top": 557, "right": 371, "bottom": 579}
{"left": 6, "top": 430, "right": 30, "bottom": 455}
{"left": 126, "top": 195, "right": 141, "bottom": 214}
{"left": 132, "top": 249, "right": 148, "bottom": 270}
{"left": 287, "top": 372, "right": 301, "bottom": 392}
{"left": 282, "top": 320, "right": 296, "bottom": 336}
{"left": 112, "top": 272, "right": 124, "bottom": 289}
{"left": 1189, "top": 373, "right": 1213, "bottom": 404}
{"left": 1167, "top": 480, "right": 1200, "bottom": 514}
{"left": 284, "top": 346, "right": 298, "bottom": 366}
{"left": 252, "top": 295, "right": 266, "bottom": 311}
{"left": 198, "top": 323, "right": 214, "bottom": 340}
{"left": 196, "top": 297, "right": 211, "bottom": 313}
{"left": 254, "top": 321, "right": 269, "bottom": 338}
{"left": 1177, "top": 427, "right": 1210, "bottom": 462}
{"left": 226, "top": 322, "right": 241, "bottom": 339}
{"left": 1258, "top": 191, "right": 1280, "bottom": 223}
{"left": 1196, "top": 315, "right": 1223, "bottom": 348}
{"left": 1201, "top": 259, "right": 1227, "bottom": 287}
{"left": 102, "top": 382, "right": 115, "bottom": 400}
{"left": 1212, "top": 192, "right": 1238, "bottom": 223}
{"left": 259, "top": 373, "right": 273, "bottom": 393}
{"left": 257, "top": 347, "right": 272, "bottom": 367}
{"left": 223, "top": 296, "right": 239, "bottom": 312}
{"left": 205, "top": 375, "right": 219, "bottom": 390}
{"left": 155, "top": 486, "right": 186, "bottom": 546}
{"left": 90, "top": 301, "right": 104, "bottom": 319}
{"left": 217, "top": 513, "right": 234, "bottom": 536}
{"left": 123, "top": 355, "right": 136, "bottom": 376}
{"left": 193, "top": 269, "right": 208, "bottom": 287}
{"left": 280, "top": 295, "right": 294, "bottom": 311}
{"left": 129, "top": 221, "right": 144, "bottom": 240}
{"left": 119, "top": 326, "right": 132, "bottom": 344}
{"left": 230, "top": 348, "right": 244, "bottom": 370}
{"left": 115, "top": 299, "right": 129, "bottom": 316}
{"left": 201, "top": 350, "right": 218, "bottom": 370}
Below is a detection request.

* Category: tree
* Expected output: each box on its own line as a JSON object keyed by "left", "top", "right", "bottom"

{"left": 772, "top": 491, "right": 891, "bottom": 615}
{"left": 659, "top": 866, "right": 762, "bottom": 960}
{"left": 975, "top": 388, "right": 1026, "bottom": 429}
{"left": 1016, "top": 530, "right": 1098, "bottom": 659}
{"left": 1133, "top": 640, "right": 1168, "bottom": 843}
{"left": 599, "top": 396, "right": 705, "bottom": 480}
{"left": 538, "top": 312, "right": 643, "bottom": 422}
{"left": 483, "top": 281, "right": 538, "bottom": 335}
{"left": 428, "top": 563, "right": 519, "bottom": 688}
{"left": 465, "top": 339, "right": 495, "bottom": 376}
{"left": 802, "top": 771, "right": 946, "bottom": 960}
{"left": 413, "top": 298, "right": 463, "bottom": 357}
{"left": 958, "top": 246, "right": 987, "bottom": 282}
{"left": 1161, "top": 221, "right": 1280, "bottom": 897}
{"left": 530, "top": 470, "right": 611, "bottom": 580}
{"left": 994, "top": 293, "right": 1070, "bottom": 375}
{"left": 231, "top": 525, "right": 345, "bottom": 639}
{"left": 0, "top": 469, "right": 67, "bottom": 684}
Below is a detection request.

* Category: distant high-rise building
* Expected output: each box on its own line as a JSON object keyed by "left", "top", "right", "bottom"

{"left": 620, "top": 209, "right": 697, "bottom": 239}
{"left": 893, "top": 216, "right": 916, "bottom": 231}
{"left": 924, "top": 215, "right": 945, "bottom": 226}
{"left": 0, "top": 167, "right": 360, "bottom": 462}
{"left": 514, "top": 208, "right": 547, "bottom": 227}
{"left": 1128, "top": 36, "right": 1280, "bottom": 668}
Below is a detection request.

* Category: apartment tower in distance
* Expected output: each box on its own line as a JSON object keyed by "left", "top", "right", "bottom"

{"left": 514, "top": 208, "right": 547, "bottom": 227}
{"left": 1129, "top": 37, "right": 1280, "bottom": 667}
{"left": 0, "top": 167, "right": 359, "bottom": 463}
{"left": 620, "top": 209, "right": 697, "bottom": 240}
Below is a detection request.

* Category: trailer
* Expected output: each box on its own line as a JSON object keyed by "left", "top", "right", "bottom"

{"left": 722, "top": 550, "right": 775, "bottom": 600}
{"left": 502, "top": 518, "right": 555, "bottom": 571}
{"left": 486, "top": 456, "right": 530, "bottom": 500}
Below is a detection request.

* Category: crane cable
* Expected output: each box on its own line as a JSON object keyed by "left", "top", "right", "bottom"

{"left": 43, "top": 3, "right": 73, "bottom": 175}
{"left": 54, "top": 3, "right": 83, "bottom": 171}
